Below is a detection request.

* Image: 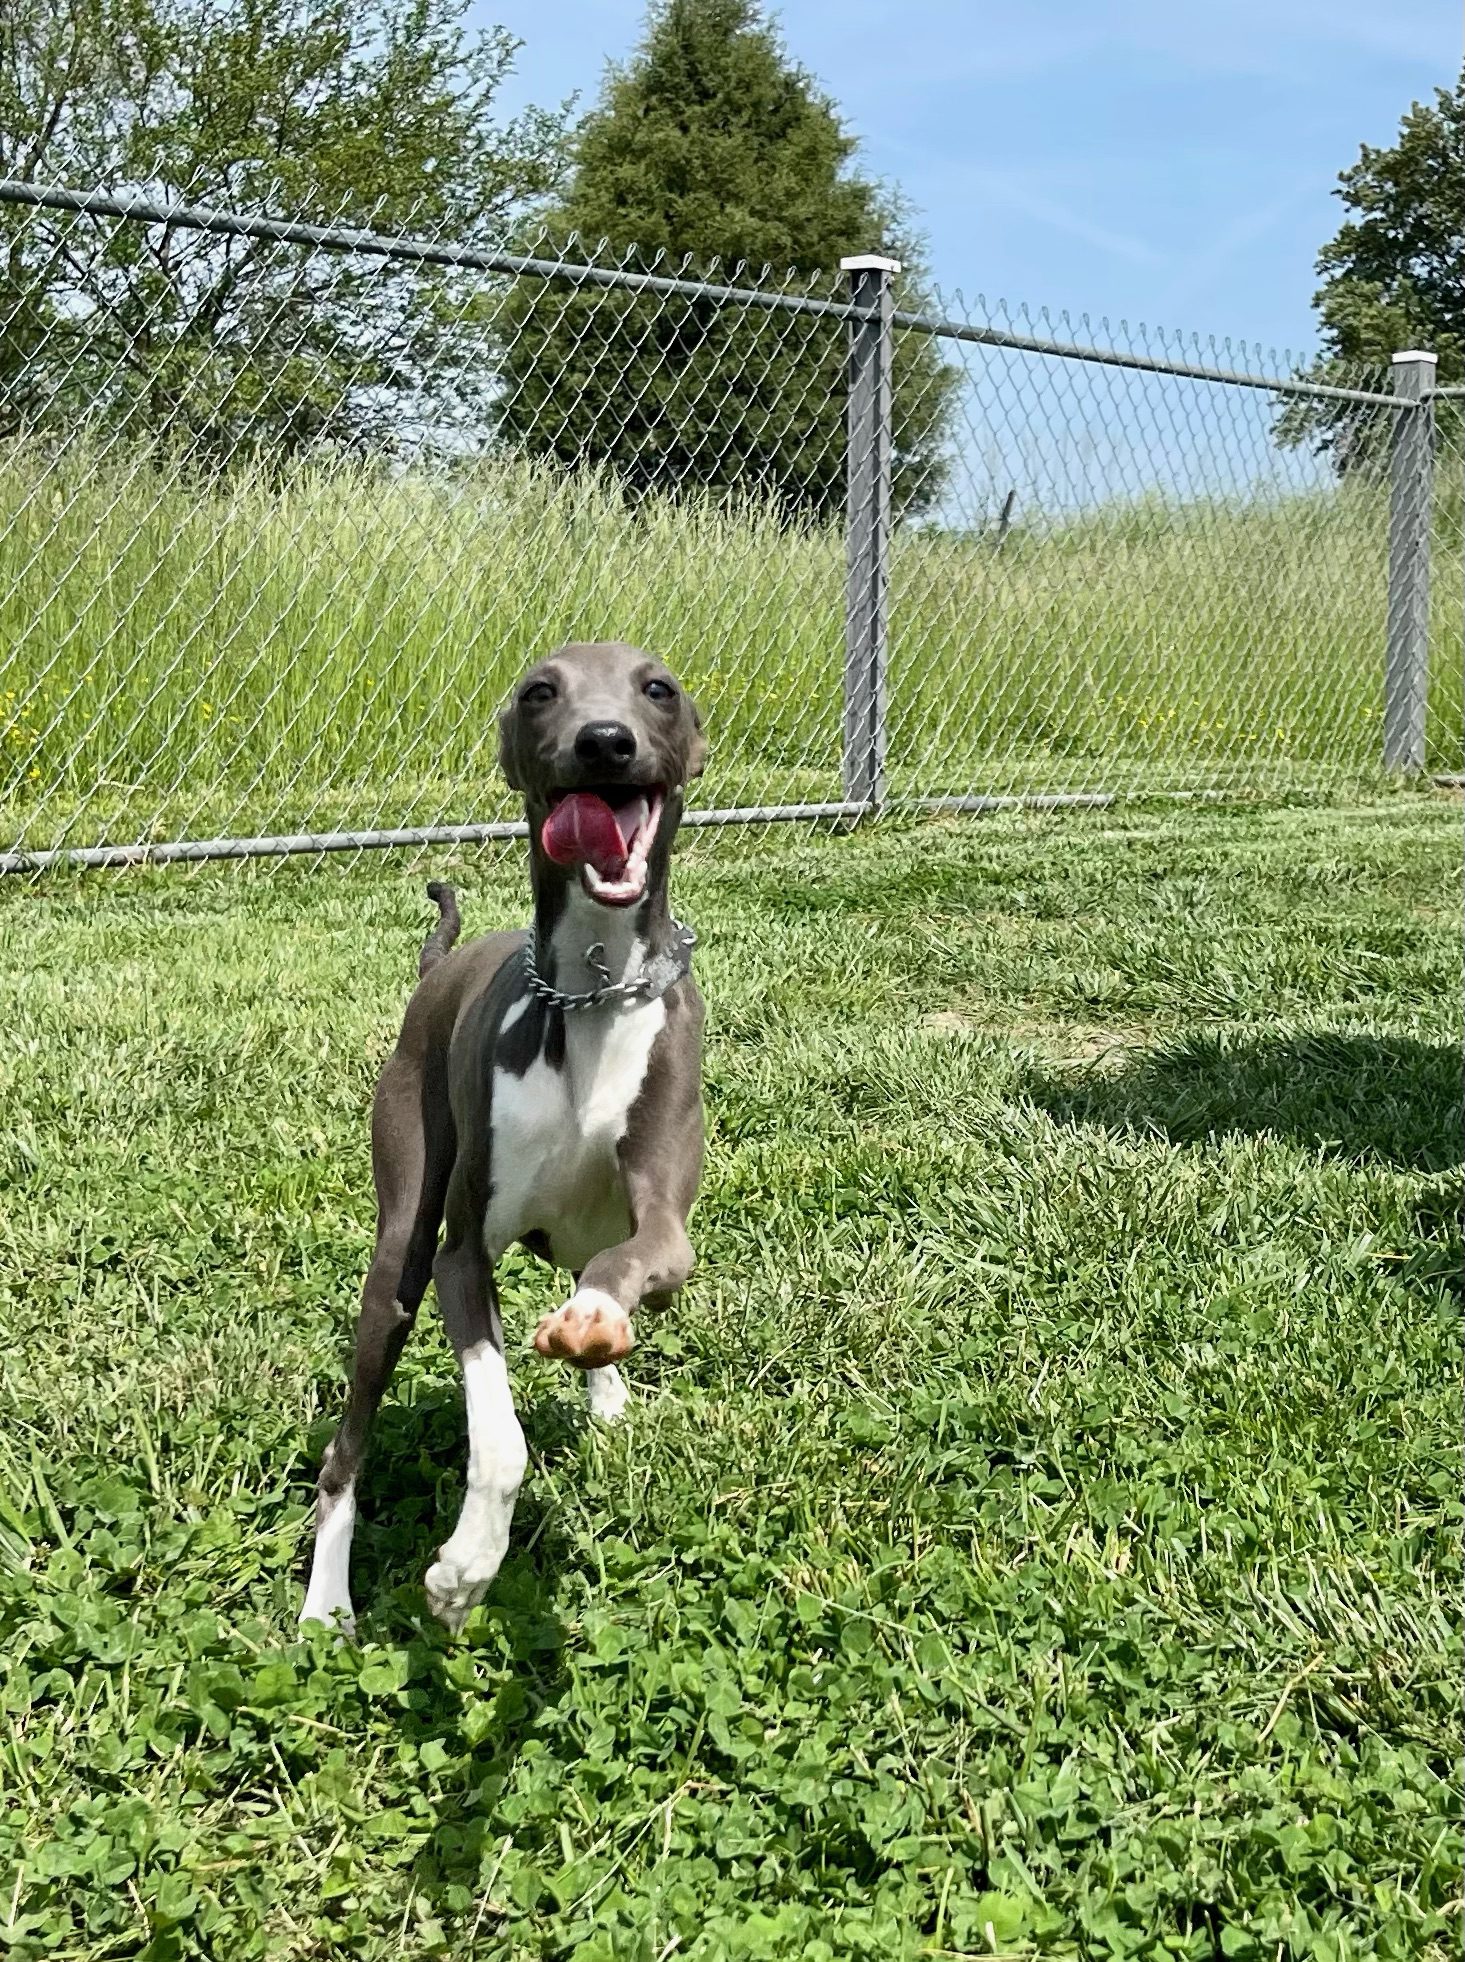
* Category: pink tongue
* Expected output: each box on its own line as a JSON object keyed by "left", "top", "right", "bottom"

{"left": 541, "top": 792, "right": 639, "bottom": 877}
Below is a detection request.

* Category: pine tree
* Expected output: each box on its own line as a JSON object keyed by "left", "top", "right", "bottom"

{"left": 496, "top": 0, "right": 954, "bottom": 520}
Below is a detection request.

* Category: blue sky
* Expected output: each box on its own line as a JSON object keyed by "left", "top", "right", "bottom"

{"left": 472, "top": 0, "right": 1459, "bottom": 367}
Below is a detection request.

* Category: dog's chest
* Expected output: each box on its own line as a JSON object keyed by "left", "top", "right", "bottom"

{"left": 483, "top": 997, "right": 666, "bottom": 1271}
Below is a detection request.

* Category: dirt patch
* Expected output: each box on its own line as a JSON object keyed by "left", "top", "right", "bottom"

{"left": 1035, "top": 1025, "right": 1152, "bottom": 1069}
{"left": 920, "top": 1009, "right": 1152, "bottom": 1067}
{"left": 921, "top": 1010, "right": 984, "bottom": 1035}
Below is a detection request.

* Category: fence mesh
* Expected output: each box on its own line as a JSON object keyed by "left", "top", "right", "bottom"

{"left": 1434, "top": 393, "right": 1465, "bottom": 784}
{"left": 0, "top": 177, "right": 1457, "bottom": 871}
{"left": 891, "top": 313, "right": 1421, "bottom": 805}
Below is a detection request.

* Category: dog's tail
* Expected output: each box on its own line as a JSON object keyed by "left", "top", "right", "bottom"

{"left": 419, "top": 881, "right": 462, "bottom": 978}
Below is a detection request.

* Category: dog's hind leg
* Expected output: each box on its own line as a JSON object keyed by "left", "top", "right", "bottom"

{"left": 301, "top": 1050, "right": 452, "bottom": 1633}
{"left": 423, "top": 1176, "right": 527, "bottom": 1634}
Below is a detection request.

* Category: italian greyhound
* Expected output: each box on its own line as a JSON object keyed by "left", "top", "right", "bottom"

{"left": 301, "top": 642, "right": 707, "bottom": 1634}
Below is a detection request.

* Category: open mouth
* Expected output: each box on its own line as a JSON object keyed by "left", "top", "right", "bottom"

{"left": 540, "top": 783, "right": 667, "bottom": 906}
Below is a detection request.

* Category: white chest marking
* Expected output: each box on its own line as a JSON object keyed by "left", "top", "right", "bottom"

{"left": 483, "top": 996, "right": 665, "bottom": 1271}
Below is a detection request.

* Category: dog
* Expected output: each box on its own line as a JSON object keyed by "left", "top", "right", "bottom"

{"left": 301, "top": 642, "right": 707, "bottom": 1634}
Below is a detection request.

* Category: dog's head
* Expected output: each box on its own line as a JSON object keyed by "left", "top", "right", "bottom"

{"left": 498, "top": 641, "right": 707, "bottom": 909}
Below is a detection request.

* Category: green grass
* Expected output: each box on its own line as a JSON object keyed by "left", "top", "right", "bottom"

{"left": 0, "top": 447, "right": 1460, "bottom": 849}
{"left": 0, "top": 796, "right": 1458, "bottom": 1959}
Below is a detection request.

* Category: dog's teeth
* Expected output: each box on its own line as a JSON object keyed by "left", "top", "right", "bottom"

{"left": 614, "top": 797, "right": 649, "bottom": 850}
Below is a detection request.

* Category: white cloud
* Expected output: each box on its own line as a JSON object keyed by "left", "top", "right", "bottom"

{"left": 947, "top": 168, "right": 1163, "bottom": 267}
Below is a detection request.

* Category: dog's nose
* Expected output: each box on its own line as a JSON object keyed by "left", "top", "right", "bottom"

{"left": 573, "top": 721, "right": 637, "bottom": 771}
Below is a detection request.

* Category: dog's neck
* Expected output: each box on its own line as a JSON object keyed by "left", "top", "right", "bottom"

{"left": 530, "top": 853, "right": 677, "bottom": 998}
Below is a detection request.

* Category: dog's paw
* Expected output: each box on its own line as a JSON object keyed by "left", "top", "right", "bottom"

{"left": 424, "top": 1551, "right": 496, "bottom": 1635}
{"left": 585, "top": 1364, "right": 631, "bottom": 1423}
{"left": 533, "top": 1289, "right": 634, "bottom": 1367}
{"left": 298, "top": 1597, "right": 356, "bottom": 1641}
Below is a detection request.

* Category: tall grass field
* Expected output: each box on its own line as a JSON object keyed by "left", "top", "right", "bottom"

{"left": 0, "top": 445, "right": 1460, "bottom": 850}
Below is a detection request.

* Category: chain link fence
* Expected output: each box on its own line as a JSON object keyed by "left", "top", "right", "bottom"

{"left": 0, "top": 176, "right": 1459, "bottom": 872}
{"left": 1433, "top": 386, "right": 1465, "bottom": 792}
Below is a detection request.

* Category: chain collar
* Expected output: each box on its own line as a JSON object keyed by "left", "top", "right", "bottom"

{"left": 522, "top": 919, "right": 696, "bottom": 1013}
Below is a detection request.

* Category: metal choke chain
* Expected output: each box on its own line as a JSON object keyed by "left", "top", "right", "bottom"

{"left": 522, "top": 921, "right": 696, "bottom": 1013}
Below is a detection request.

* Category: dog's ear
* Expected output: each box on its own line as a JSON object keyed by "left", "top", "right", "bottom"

{"left": 684, "top": 697, "right": 708, "bottom": 781}
{"left": 498, "top": 704, "right": 526, "bottom": 791}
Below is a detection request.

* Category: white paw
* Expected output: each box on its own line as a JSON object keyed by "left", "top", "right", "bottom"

{"left": 298, "top": 1595, "right": 356, "bottom": 1639}
{"left": 424, "top": 1546, "right": 503, "bottom": 1634}
{"left": 585, "top": 1364, "right": 631, "bottom": 1424}
{"left": 427, "top": 1506, "right": 517, "bottom": 1632}
{"left": 533, "top": 1287, "right": 634, "bottom": 1366}
{"left": 300, "top": 1486, "right": 358, "bottom": 1637}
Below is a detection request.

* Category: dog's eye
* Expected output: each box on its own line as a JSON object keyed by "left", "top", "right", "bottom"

{"left": 644, "top": 678, "right": 676, "bottom": 703}
{"left": 521, "top": 680, "right": 556, "bottom": 706}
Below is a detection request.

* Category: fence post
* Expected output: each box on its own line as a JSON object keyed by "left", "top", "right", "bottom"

{"left": 1385, "top": 348, "right": 1437, "bottom": 773}
{"left": 840, "top": 253, "right": 900, "bottom": 809}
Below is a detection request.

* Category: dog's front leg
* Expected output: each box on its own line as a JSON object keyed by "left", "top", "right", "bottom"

{"left": 535, "top": 1193, "right": 696, "bottom": 1418}
{"left": 425, "top": 1186, "right": 527, "bottom": 1634}
{"left": 533, "top": 1004, "right": 704, "bottom": 1418}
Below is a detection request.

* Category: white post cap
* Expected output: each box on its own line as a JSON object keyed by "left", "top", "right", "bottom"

{"left": 1392, "top": 349, "right": 1438, "bottom": 365}
{"left": 840, "top": 254, "right": 902, "bottom": 274}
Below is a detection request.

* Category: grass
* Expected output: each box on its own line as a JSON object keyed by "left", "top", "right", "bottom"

{"left": 0, "top": 794, "right": 1458, "bottom": 1960}
{"left": 0, "top": 446, "right": 1460, "bottom": 850}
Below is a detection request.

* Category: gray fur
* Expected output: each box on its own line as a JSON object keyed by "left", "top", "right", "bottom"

{"left": 302, "top": 642, "right": 707, "bottom": 1632}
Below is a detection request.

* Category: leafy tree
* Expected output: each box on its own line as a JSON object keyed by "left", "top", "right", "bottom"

{"left": 0, "top": 0, "right": 567, "bottom": 463}
{"left": 495, "top": 0, "right": 956, "bottom": 521}
{"left": 1279, "top": 71, "right": 1463, "bottom": 471}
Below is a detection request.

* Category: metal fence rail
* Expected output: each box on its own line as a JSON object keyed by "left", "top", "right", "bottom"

{"left": 0, "top": 176, "right": 1458, "bottom": 873}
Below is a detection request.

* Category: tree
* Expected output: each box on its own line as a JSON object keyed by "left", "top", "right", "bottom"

{"left": 0, "top": 0, "right": 568, "bottom": 463}
{"left": 495, "top": 0, "right": 956, "bottom": 521}
{"left": 1279, "top": 71, "right": 1463, "bottom": 471}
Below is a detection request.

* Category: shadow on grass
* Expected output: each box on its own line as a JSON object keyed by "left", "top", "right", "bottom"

{"left": 1028, "top": 1031, "right": 1463, "bottom": 1171}
{"left": 353, "top": 1377, "right": 583, "bottom": 1618}
{"left": 302, "top": 1378, "right": 589, "bottom": 1917}
{"left": 1412, "top": 1177, "right": 1465, "bottom": 1299}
